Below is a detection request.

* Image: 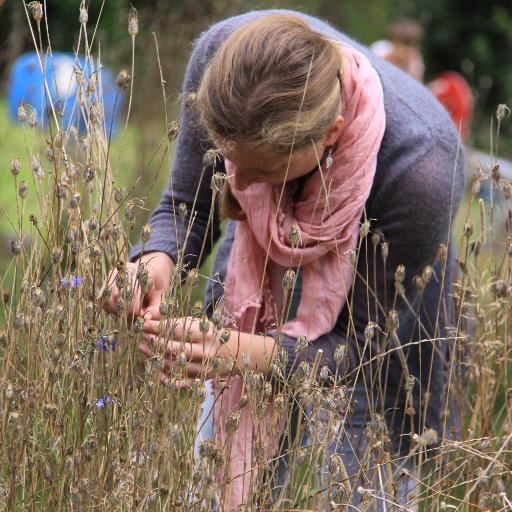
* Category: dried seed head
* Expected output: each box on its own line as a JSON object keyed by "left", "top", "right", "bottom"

{"left": 89, "top": 102, "right": 101, "bottom": 123}
{"left": 185, "top": 91, "right": 196, "bottom": 108}
{"left": 28, "top": 109, "right": 37, "bottom": 128}
{"left": 124, "top": 204, "right": 136, "bottom": 222}
{"left": 79, "top": 3, "right": 88, "bottom": 25}
{"left": 167, "top": 120, "right": 180, "bottom": 141}
{"left": 211, "top": 308, "right": 223, "bottom": 329}
{"left": 83, "top": 163, "right": 94, "bottom": 183}
{"left": 128, "top": 6, "right": 138, "bottom": 37}
{"left": 226, "top": 411, "right": 240, "bottom": 434}
{"left": 133, "top": 316, "right": 144, "bottom": 333}
{"left": 191, "top": 300, "right": 203, "bottom": 318}
{"left": 334, "top": 344, "right": 345, "bottom": 365}
{"left": 87, "top": 216, "right": 98, "bottom": 232}
{"left": 502, "top": 182, "right": 512, "bottom": 200}
{"left": 360, "top": 219, "right": 371, "bottom": 239}
{"left": 203, "top": 149, "right": 217, "bottom": 168}
{"left": 348, "top": 248, "right": 358, "bottom": 267}
{"left": 295, "top": 336, "right": 310, "bottom": 354}
{"left": 394, "top": 264, "right": 406, "bottom": 284}
{"left": 116, "top": 69, "right": 131, "bottom": 90}
{"left": 463, "top": 222, "right": 473, "bottom": 238}
{"left": 30, "top": 2, "right": 43, "bottom": 22}
{"left": 179, "top": 202, "right": 188, "bottom": 222}
{"left": 381, "top": 241, "right": 389, "bottom": 260}
{"left": 492, "top": 279, "right": 507, "bottom": 298}
{"left": 69, "top": 192, "right": 81, "bottom": 209}
{"left": 282, "top": 269, "right": 296, "bottom": 291}
{"left": 405, "top": 374, "right": 416, "bottom": 392}
{"left": 186, "top": 268, "right": 199, "bottom": 288}
{"left": 371, "top": 228, "right": 383, "bottom": 247}
{"left": 11, "top": 239, "right": 22, "bottom": 256}
{"left": 319, "top": 365, "right": 329, "bottom": 383}
{"left": 496, "top": 103, "right": 510, "bottom": 122}
{"left": 17, "top": 102, "right": 27, "bottom": 122}
{"left": 219, "top": 328, "right": 231, "bottom": 344}
{"left": 386, "top": 309, "right": 399, "bottom": 334}
{"left": 289, "top": 224, "right": 302, "bottom": 247}
{"left": 159, "top": 300, "right": 170, "bottom": 318}
{"left": 89, "top": 241, "right": 102, "bottom": 260}
{"left": 364, "top": 322, "right": 377, "bottom": 342}
{"left": 10, "top": 158, "right": 21, "bottom": 176}
{"left": 414, "top": 275, "right": 425, "bottom": 292}
{"left": 113, "top": 187, "right": 124, "bottom": 204}
{"left": 87, "top": 73, "right": 97, "bottom": 94}
{"left": 422, "top": 265, "right": 433, "bottom": 284}
{"left": 211, "top": 172, "right": 226, "bottom": 192}
{"left": 111, "top": 223, "right": 122, "bottom": 241}
{"left": 413, "top": 428, "right": 438, "bottom": 447}
{"left": 238, "top": 394, "right": 248, "bottom": 408}
{"left": 52, "top": 247, "right": 63, "bottom": 264}
{"left": 490, "top": 164, "right": 501, "bottom": 182}
{"left": 199, "top": 315, "right": 210, "bottom": 335}
{"left": 141, "top": 224, "right": 152, "bottom": 243}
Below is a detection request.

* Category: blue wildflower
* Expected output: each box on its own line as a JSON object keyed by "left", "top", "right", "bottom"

{"left": 71, "top": 275, "right": 82, "bottom": 288}
{"left": 94, "top": 394, "right": 112, "bottom": 409}
{"left": 60, "top": 277, "right": 68, "bottom": 290}
{"left": 97, "top": 336, "right": 117, "bottom": 352}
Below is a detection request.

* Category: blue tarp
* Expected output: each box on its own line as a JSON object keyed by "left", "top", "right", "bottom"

{"left": 7, "top": 51, "right": 122, "bottom": 134}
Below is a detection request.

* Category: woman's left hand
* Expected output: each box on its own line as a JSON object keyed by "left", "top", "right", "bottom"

{"left": 139, "top": 317, "right": 277, "bottom": 386}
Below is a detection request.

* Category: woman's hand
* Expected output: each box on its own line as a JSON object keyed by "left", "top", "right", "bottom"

{"left": 100, "top": 251, "right": 174, "bottom": 319}
{"left": 139, "top": 317, "right": 278, "bottom": 386}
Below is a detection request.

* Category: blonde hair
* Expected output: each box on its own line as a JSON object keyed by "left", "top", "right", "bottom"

{"left": 196, "top": 14, "right": 344, "bottom": 218}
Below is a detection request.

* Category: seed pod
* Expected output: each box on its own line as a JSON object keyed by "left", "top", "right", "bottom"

{"left": 185, "top": 92, "right": 196, "bottom": 108}
{"left": 211, "top": 308, "right": 223, "bottom": 329}
{"left": 386, "top": 309, "right": 399, "bottom": 334}
{"left": 79, "top": 3, "right": 88, "bottom": 24}
{"left": 381, "top": 241, "right": 389, "bottom": 260}
{"left": 87, "top": 74, "right": 97, "bottom": 94}
{"left": 28, "top": 110, "right": 37, "bottom": 128}
{"left": 414, "top": 275, "right": 425, "bottom": 292}
{"left": 128, "top": 7, "right": 138, "bottom": 37}
{"left": 349, "top": 248, "right": 358, "bottom": 267}
{"left": 219, "top": 329, "right": 231, "bottom": 344}
{"left": 394, "top": 264, "right": 405, "bottom": 284}
{"left": 226, "top": 411, "right": 240, "bottom": 434}
{"left": 113, "top": 187, "right": 124, "bottom": 204}
{"left": 333, "top": 344, "right": 345, "bottom": 365}
{"left": 203, "top": 149, "right": 217, "bottom": 168}
{"left": 319, "top": 365, "right": 329, "bottom": 383}
{"left": 360, "top": 219, "right": 371, "bottom": 239}
{"left": 364, "top": 322, "right": 377, "bottom": 342}
{"left": 116, "top": 69, "right": 131, "bottom": 90}
{"left": 186, "top": 268, "right": 199, "bottom": 288}
{"left": 295, "top": 336, "right": 309, "bottom": 354}
{"left": 45, "top": 142, "right": 54, "bottom": 162}
{"left": 89, "top": 102, "right": 101, "bottom": 123}
{"left": 11, "top": 239, "right": 22, "bottom": 256}
{"left": 211, "top": 172, "right": 226, "bottom": 192}
{"left": 289, "top": 224, "right": 302, "bottom": 247}
{"left": 199, "top": 315, "right": 209, "bottom": 335}
{"left": 496, "top": 103, "right": 510, "bottom": 122}
{"left": 463, "top": 222, "right": 473, "bottom": 238}
{"left": 124, "top": 204, "right": 136, "bottom": 222}
{"left": 10, "top": 158, "right": 21, "bottom": 176}
{"left": 52, "top": 248, "right": 63, "bottom": 264}
{"left": 371, "top": 228, "right": 383, "bottom": 247}
{"left": 111, "top": 223, "right": 122, "bottom": 241}
{"left": 490, "top": 164, "right": 501, "bottom": 183}
{"left": 71, "top": 241, "right": 80, "bottom": 255}
{"left": 83, "top": 163, "right": 94, "bottom": 183}
{"left": 176, "top": 351, "right": 187, "bottom": 368}
{"left": 69, "top": 192, "right": 81, "bottom": 209}
{"left": 191, "top": 300, "right": 203, "bottom": 318}
{"left": 17, "top": 103, "right": 27, "bottom": 122}
{"left": 503, "top": 182, "right": 512, "bottom": 200}
{"left": 179, "top": 202, "right": 187, "bottom": 222}
{"left": 141, "top": 224, "right": 152, "bottom": 243}
{"left": 238, "top": 394, "right": 248, "bottom": 408}
{"left": 30, "top": 2, "right": 43, "bottom": 22}
{"left": 87, "top": 217, "right": 98, "bottom": 232}
{"left": 282, "top": 269, "right": 296, "bottom": 291}
{"left": 167, "top": 120, "right": 180, "bottom": 141}
{"left": 90, "top": 241, "right": 102, "bottom": 260}
{"left": 421, "top": 265, "right": 433, "bottom": 284}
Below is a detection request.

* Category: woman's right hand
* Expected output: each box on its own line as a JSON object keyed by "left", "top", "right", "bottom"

{"left": 100, "top": 251, "right": 174, "bottom": 319}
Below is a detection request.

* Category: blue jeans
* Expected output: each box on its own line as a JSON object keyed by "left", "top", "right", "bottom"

{"left": 195, "top": 381, "right": 419, "bottom": 511}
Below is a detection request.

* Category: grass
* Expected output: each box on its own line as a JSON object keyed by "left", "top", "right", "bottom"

{"left": 0, "top": 3, "right": 512, "bottom": 511}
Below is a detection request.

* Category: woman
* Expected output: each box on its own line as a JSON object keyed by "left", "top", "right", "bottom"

{"left": 103, "top": 10, "right": 464, "bottom": 510}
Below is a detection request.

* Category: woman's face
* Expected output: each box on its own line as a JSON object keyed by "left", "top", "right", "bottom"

{"left": 224, "top": 114, "right": 344, "bottom": 191}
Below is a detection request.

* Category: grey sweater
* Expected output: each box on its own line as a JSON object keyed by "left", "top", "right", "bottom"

{"left": 131, "top": 10, "right": 465, "bottom": 447}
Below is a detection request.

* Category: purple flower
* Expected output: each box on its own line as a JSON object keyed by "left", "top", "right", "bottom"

{"left": 71, "top": 275, "right": 82, "bottom": 288}
{"left": 97, "top": 336, "right": 117, "bottom": 352}
{"left": 94, "top": 394, "right": 112, "bottom": 409}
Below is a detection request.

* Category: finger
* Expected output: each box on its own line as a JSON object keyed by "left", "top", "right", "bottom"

{"left": 159, "top": 372, "right": 194, "bottom": 389}
{"left": 162, "top": 359, "right": 206, "bottom": 378}
{"left": 138, "top": 343, "right": 152, "bottom": 358}
{"left": 142, "top": 290, "right": 163, "bottom": 320}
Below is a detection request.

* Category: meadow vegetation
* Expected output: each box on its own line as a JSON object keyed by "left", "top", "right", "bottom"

{"left": 0, "top": 3, "right": 511, "bottom": 511}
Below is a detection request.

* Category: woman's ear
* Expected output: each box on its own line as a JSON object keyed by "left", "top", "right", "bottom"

{"left": 323, "top": 115, "right": 345, "bottom": 146}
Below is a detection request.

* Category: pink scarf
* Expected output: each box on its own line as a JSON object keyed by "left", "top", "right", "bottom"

{"left": 214, "top": 45, "right": 385, "bottom": 510}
